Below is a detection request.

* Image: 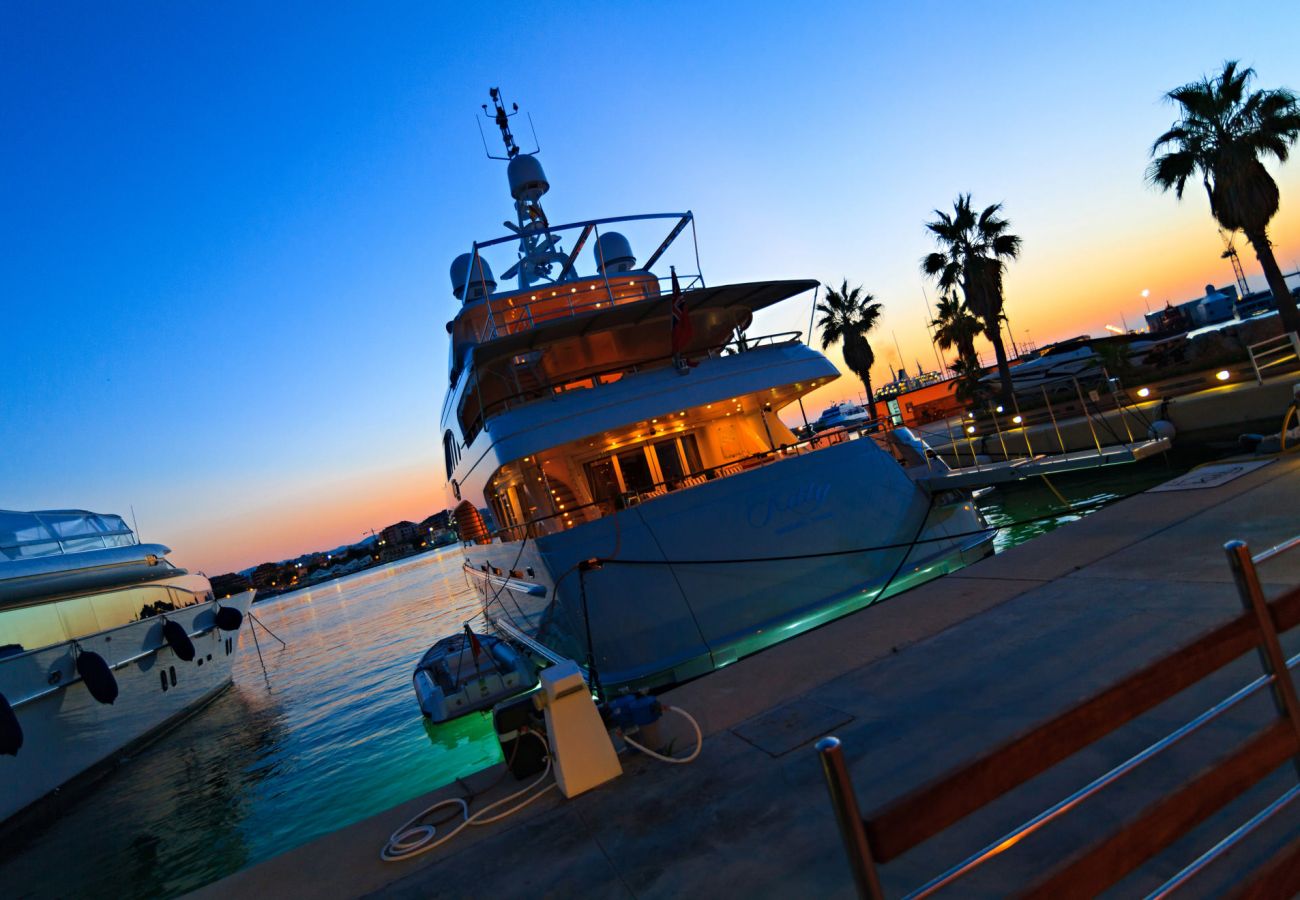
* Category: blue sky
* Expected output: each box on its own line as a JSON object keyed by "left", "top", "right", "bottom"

{"left": 3, "top": 2, "right": 1298, "bottom": 572}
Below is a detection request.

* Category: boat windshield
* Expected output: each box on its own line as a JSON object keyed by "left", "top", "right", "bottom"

{"left": 0, "top": 510, "right": 137, "bottom": 561}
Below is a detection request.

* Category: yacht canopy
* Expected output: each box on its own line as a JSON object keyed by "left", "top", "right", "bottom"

{"left": 474, "top": 278, "right": 819, "bottom": 365}
{"left": 0, "top": 510, "right": 137, "bottom": 561}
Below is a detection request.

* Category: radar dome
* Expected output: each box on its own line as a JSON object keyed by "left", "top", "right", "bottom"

{"left": 594, "top": 232, "right": 635, "bottom": 274}
{"left": 507, "top": 154, "right": 549, "bottom": 202}
{"left": 450, "top": 254, "right": 496, "bottom": 302}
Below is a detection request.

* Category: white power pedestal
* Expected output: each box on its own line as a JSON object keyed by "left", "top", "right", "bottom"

{"left": 535, "top": 660, "right": 622, "bottom": 798}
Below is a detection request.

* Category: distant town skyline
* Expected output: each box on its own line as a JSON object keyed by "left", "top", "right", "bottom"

{"left": 3, "top": 3, "right": 1299, "bottom": 573}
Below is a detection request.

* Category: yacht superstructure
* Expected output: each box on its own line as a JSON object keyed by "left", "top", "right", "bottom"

{"left": 442, "top": 90, "right": 994, "bottom": 691}
{"left": 0, "top": 510, "right": 253, "bottom": 824}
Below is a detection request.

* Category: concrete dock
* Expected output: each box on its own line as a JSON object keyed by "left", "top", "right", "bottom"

{"left": 195, "top": 454, "right": 1300, "bottom": 899}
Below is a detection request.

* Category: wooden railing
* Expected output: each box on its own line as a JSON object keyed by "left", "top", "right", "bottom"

{"left": 816, "top": 533, "right": 1300, "bottom": 898}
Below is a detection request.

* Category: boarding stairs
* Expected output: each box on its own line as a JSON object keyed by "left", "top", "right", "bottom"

{"left": 911, "top": 368, "right": 1171, "bottom": 491}
{"left": 914, "top": 437, "right": 1170, "bottom": 490}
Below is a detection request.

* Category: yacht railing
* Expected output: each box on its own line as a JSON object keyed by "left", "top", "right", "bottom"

{"left": 459, "top": 211, "right": 704, "bottom": 343}
{"left": 463, "top": 330, "right": 805, "bottom": 442}
{"left": 471, "top": 271, "right": 706, "bottom": 344}
{"left": 480, "top": 413, "right": 889, "bottom": 545}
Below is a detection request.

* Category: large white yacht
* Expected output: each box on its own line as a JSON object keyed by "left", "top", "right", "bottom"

{"left": 442, "top": 90, "right": 994, "bottom": 691}
{"left": 0, "top": 509, "right": 253, "bottom": 825}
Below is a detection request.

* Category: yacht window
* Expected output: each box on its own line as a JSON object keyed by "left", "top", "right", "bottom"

{"left": 56, "top": 597, "right": 100, "bottom": 641}
{"left": 0, "top": 604, "right": 65, "bottom": 652}
{"left": 615, "top": 448, "right": 655, "bottom": 494}
{"left": 442, "top": 430, "right": 458, "bottom": 480}
{"left": 584, "top": 458, "right": 620, "bottom": 504}
{"left": 650, "top": 439, "right": 686, "bottom": 484}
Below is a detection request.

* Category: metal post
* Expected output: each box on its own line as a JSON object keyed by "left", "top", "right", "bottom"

{"left": 988, "top": 404, "right": 1010, "bottom": 461}
{"left": 1010, "top": 391, "right": 1034, "bottom": 457}
{"left": 1225, "top": 540, "right": 1300, "bottom": 775}
{"left": 1073, "top": 377, "right": 1103, "bottom": 456}
{"left": 1105, "top": 368, "right": 1135, "bottom": 444}
{"left": 815, "top": 737, "right": 884, "bottom": 899}
{"left": 1042, "top": 385, "right": 1067, "bottom": 454}
{"left": 593, "top": 224, "right": 616, "bottom": 307}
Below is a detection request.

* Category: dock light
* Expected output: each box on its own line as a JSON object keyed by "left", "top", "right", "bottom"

{"left": 1012, "top": 415, "right": 1023, "bottom": 424}
{"left": 995, "top": 405, "right": 1004, "bottom": 413}
{"left": 966, "top": 425, "right": 976, "bottom": 434}
{"left": 967, "top": 412, "right": 975, "bottom": 419}
{"left": 1216, "top": 370, "right": 1231, "bottom": 382}
{"left": 1137, "top": 387, "right": 1151, "bottom": 398}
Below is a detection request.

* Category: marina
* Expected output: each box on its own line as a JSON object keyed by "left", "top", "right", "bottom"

{"left": 196, "top": 452, "right": 1300, "bottom": 898}
{"left": 0, "top": 453, "right": 1229, "bottom": 897}
{"left": 6, "top": 9, "right": 1300, "bottom": 897}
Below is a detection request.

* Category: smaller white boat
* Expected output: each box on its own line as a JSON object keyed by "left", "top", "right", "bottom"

{"left": 812, "top": 401, "right": 873, "bottom": 432}
{"left": 412, "top": 630, "right": 537, "bottom": 723}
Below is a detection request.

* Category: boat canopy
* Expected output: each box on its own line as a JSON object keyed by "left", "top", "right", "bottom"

{"left": 471, "top": 278, "right": 819, "bottom": 368}
{"left": 0, "top": 510, "right": 137, "bottom": 561}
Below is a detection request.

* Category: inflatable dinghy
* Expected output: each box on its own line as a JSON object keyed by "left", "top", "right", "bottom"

{"left": 412, "top": 629, "right": 538, "bottom": 723}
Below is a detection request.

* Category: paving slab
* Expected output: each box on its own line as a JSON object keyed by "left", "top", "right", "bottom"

{"left": 193, "top": 454, "right": 1300, "bottom": 899}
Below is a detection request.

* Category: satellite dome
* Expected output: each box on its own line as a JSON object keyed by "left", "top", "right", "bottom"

{"left": 450, "top": 254, "right": 496, "bottom": 302}
{"left": 507, "top": 154, "right": 549, "bottom": 202}
{"left": 594, "top": 232, "right": 635, "bottom": 274}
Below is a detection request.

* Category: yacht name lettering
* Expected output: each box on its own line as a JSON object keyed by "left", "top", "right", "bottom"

{"left": 746, "top": 482, "right": 832, "bottom": 529}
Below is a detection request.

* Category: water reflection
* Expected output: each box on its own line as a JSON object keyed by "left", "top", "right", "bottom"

{"left": 0, "top": 551, "right": 501, "bottom": 900}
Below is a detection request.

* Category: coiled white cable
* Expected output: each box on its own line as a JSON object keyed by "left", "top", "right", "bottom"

{"left": 618, "top": 705, "right": 703, "bottom": 765}
{"left": 381, "top": 730, "right": 556, "bottom": 862}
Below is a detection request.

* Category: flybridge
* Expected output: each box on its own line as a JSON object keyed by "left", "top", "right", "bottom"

{"left": 447, "top": 88, "right": 706, "bottom": 346}
{"left": 451, "top": 212, "right": 703, "bottom": 345}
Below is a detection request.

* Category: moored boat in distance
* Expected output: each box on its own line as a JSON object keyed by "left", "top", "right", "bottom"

{"left": 811, "top": 401, "right": 873, "bottom": 433}
{"left": 441, "top": 89, "right": 995, "bottom": 692}
{"left": 0, "top": 510, "right": 253, "bottom": 825}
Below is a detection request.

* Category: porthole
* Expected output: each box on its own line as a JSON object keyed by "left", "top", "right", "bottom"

{"left": 160, "top": 671, "right": 169, "bottom": 692}
{"left": 169, "top": 666, "right": 177, "bottom": 687}
{"left": 197, "top": 657, "right": 204, "bottom": 667}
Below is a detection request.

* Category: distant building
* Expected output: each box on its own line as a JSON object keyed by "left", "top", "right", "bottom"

{"left": 381, "top": 521, "right": 419, "bottom": 547}
{"left": 210, "top": 572, "right": 252, "bottom": 599}
{"left": 250, "top": 562, "right": 281, "bottom": 591}
{"left": 422, "top": 510, "right": 454, "bottom": 531}
{"left": 1144, "top": 284, "right": 1238, "bottom": 333}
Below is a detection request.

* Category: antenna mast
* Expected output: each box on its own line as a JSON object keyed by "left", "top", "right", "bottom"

{"left": 479, "top": 87, "right": 567, "bottom": 291}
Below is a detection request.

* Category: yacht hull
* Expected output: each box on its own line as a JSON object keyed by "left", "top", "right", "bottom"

{"left": 463, "top": 438, "right": 992, "bottom": 689}
{"left": 0, "top": 591, "right": 254, "bottom": 823}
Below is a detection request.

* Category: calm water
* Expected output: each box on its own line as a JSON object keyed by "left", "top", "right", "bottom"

{"left": 1, "top": 452, "right": 1216, "bottom": 898}
{"left": 1, "top": 550, "right": 502, "bottom": 900}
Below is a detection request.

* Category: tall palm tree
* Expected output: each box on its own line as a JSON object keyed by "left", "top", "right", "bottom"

{"left": 816, "top": 279, "right": 884, "bottom": 412}
{"left": 1149, "top": 61, "right": 1300, "bottom": 333}
{"left": 922, "top": 194, "right": 1022, "bottom": 402}
{"left": 930, "top": 292, "right": 984, "bottom": 365}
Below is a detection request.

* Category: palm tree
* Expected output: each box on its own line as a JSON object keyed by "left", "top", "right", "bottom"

{"left": 816, "top": 279, "right": 884, "bottom": 412}
{"left": 948, "top": 355, "right": 990, "bottom": 407}
{"left": 930, "top": 292, "right": 984, "bottom": 365}
{"left": 1149, "top": 61, "right": 1300, "bottom": 333}
{"left": 922, "top": 194, "right": 1022, "bottom": 402}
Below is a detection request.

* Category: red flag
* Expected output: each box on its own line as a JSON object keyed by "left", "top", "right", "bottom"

{"left": 670, "top": 266, "right": 693, "bottom": 355}
{"left": 464, "top": 623, "right": 483, "bottom": 662}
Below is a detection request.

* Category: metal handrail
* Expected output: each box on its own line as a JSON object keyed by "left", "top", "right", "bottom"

{"left": 1253, "top": 534, "right": 1300, "bottom": 566}
{"left": 478, "top": 409, "right": 884, "bottom": 545}
{"left": 472, "top": 270, "right": 706, "bottom": 344}
{"left": 465, "top": 211, "right": 692, "bottom": 253}
{"left": 902, "top": 660, "right": 1288, "bottom": 899}
{"left": 472, "top": 330, "right": 803, "bottom": 425}
{"left": 9, "top": 602, "right": 234, "bottom": 709}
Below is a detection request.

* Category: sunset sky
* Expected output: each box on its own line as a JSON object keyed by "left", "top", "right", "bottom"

{"left": 3, "top": 2, "right": 1299, "bottom": 574}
